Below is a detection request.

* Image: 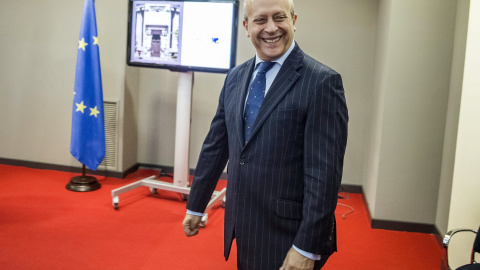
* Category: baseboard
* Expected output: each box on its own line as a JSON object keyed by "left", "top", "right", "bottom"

{"left": 0, "top": 157, "right": 137, "bottom": 179}
{"left": 371, "top": 219, "right": 438, "bottom": 234}
{"left": 358, "top": 191, "right": 442, "bottom": 236}
{"left": 340, "top": 184, "right": 363, "bottom": 194}
{"left": 137, "top": 163, "right": 174, "bottom": 174}
{"left": 2, "top": 158, "right": 364, "bottom": 191}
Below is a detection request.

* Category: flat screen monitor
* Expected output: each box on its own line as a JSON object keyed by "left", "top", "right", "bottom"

{"left": 127, "top": 0, "right": 239, "bottom": 73}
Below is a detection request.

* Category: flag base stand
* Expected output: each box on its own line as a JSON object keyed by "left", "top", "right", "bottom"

{"left": 66, "top": 165, "right": 101, "bottom": 192}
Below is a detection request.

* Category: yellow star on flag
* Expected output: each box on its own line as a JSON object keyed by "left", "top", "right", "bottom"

{"left": 90, "top": 106, "right": 100, "bottom": 118}
{"left": 93, "top": 36, "right": 99, "bottom": 45}
{"left": 78, "top": 38, "right": 88, "bottom": 51}
{"left": 75, "top": 101, "right": 87, "bottom": 113}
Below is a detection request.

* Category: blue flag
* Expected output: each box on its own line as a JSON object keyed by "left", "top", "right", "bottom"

{"left": 70, "top": 0, "right": 105, "bottom": 171}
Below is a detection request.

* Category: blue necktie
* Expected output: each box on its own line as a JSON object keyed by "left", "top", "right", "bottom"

{"left": 244, "top": 61, "right": 276, "bottom": 141}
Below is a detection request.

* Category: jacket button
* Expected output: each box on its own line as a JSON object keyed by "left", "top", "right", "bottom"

{"left": 239, "top": 160, "right": 245, "bottom": 165}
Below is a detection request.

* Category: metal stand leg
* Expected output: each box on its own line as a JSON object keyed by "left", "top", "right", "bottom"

{"left": 111, "top": 175, "right": 226, "bottom": 226}
{"left": 110, "top": 72, "right": 226, "bottom": 225}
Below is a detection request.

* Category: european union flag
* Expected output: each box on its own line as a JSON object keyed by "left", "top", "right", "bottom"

{"left": 70, "top": 0, "right": 105, "bottom": 171}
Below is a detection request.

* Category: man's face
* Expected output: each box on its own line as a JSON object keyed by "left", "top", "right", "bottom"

{"left": 243, "top": 0, "right": 297, "bottom": 62}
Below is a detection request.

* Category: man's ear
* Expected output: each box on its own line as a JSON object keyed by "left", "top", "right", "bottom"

{"left": 293, "top": 14, "right": 297, "bottom": 32}
{"left": 243, "top": 20, "right": 250, "bottom": 37}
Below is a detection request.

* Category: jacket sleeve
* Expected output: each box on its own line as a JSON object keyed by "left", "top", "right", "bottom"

{"left": 293, "top": 72, "right": 348, "bottom": 255}
{"left": 186, "top": 81, "right": 230, "bottom": 213}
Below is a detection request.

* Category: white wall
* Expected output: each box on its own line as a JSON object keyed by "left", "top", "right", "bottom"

{"left": 0, "top": 0, "right": 136, "bottom": 172}
{"left": 95, "top": 1, "right": 138, "bottom": 172}
{"left": 363, "top": 0, "right": 457, "bottom": 223}
{"left": 436, "top": 0, "right": 470, "bottom": 238}
{"left": 446, "top": 0, "right": 480, "bottom": 267}
{"left": 0, "top": 1, "right": 84, "bottom": 166}
{"left": 363, "top": 0, "right": 392, "bottom": 217}
{"left": 299, "top": 0, "right": 379, "bottom": 186}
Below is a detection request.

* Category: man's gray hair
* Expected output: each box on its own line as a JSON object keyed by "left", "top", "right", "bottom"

{"left": 243, "top": 0, "right": 295, "bottom": 21}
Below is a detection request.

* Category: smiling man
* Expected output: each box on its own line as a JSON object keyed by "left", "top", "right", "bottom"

{"left": 182, "top": 0, "right": 348, "bottom": 269}
{"left": 243, "top": 0, "right": 296, "bottom": 61}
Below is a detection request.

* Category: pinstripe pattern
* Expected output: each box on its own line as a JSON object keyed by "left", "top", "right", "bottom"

{"left": 187, "top": 44, "right": 348, "bottom": 270}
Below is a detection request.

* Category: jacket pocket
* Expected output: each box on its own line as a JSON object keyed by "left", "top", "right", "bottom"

{"left": 275, "top": 199, "right": 303, "bottom": 220}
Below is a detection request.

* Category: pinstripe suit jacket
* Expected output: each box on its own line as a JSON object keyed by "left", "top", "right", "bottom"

{"left": 187, "top": 44, "right": 348, "bottom": 270}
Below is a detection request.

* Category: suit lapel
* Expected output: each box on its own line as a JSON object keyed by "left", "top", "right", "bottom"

{"left": 234, "top": 58, "right": 255, "bottom": 147}
{"left": 246, "top": 45, "right": 304, "bottom": 144}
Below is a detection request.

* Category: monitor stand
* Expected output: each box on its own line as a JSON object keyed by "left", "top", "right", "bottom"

{"left": 110, "top": 72, "right": 226, "bottom": 225}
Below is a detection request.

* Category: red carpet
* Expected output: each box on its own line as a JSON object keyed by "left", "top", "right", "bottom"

{"left": 0, "top": 164, "right": 442, "bottom": 269}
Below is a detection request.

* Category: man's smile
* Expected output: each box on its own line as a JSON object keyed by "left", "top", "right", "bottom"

{"left": 262, "top": 36, "right": 282, "bottom": 43}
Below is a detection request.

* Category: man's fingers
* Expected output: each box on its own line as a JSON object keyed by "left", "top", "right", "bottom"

{"left": 182, "top": 220, "right": 197, "bottom": 236}
{"left": 183, "top": 225, "right": 199, "bottom": 237}
{"left": 182, "top": 214, "right": 203, "bottom": 237}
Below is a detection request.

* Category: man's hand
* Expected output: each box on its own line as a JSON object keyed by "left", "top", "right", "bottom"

{"left": 279, "top": 247, "right": 315, "bottom": 270}
{"left": 182, "top": 214, "right": 205, "bottom": 237}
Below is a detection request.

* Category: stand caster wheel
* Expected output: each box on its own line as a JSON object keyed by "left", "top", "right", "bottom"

{"left": 221, "top": 196, "right": 226, "bottom": 208}
{"left": 113, "top": 196, "right": 119, "bottom": 210}
{"left": 202, "top": 214, "right": 208, "bottom": 226}
{"left": 149, "top": 187, "right": 157, "bottom": 194}
{"left": 181, "top": 194, "right": 189, "bottom": 201}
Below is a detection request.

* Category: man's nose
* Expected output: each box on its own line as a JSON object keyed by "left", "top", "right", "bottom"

{"left": 264, "top": 19, "right": 278, "bottom": 33}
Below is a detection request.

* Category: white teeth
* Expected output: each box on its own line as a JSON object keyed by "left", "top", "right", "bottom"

{"left": 264, "top": 37, "right": 280, "bottom": 43}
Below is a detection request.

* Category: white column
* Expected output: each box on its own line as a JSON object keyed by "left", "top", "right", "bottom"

{"left": 173, "top": 72, "right": 193, "bottom": 187}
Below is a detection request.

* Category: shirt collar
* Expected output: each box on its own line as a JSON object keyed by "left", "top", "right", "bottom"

{"left": 254, "top": 40, "right": 296, "bottom": 69}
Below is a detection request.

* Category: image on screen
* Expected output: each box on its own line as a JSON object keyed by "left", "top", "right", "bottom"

{"left": 127, "top": 0, "right": 239, "bottom": 73}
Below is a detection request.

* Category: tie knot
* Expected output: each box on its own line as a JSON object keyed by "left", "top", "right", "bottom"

{"left": 257, "top": 61, "right": 275, "bottom": 74}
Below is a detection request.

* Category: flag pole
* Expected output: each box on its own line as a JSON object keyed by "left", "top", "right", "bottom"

{"left": 66, "top": 164, "right": 101, "bottom": 192}
{"left": 69, "top": 0, "right": 105, "bottom": 191}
